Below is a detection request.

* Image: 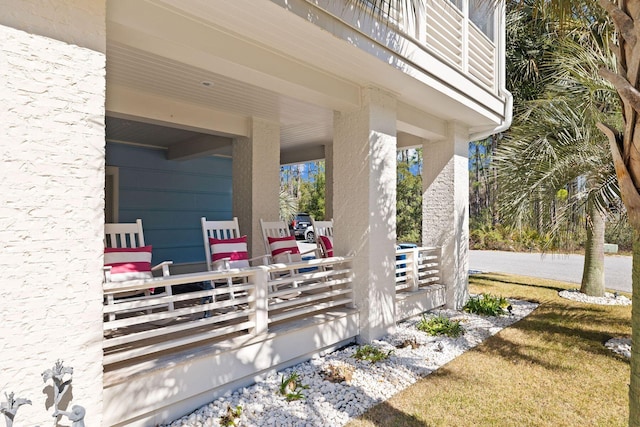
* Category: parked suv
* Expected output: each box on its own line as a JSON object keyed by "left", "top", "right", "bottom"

{"left": 289, "top": 212, "right": 312, "bottom": 239}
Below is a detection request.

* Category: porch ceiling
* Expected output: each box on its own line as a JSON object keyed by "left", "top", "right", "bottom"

{"left": 106, "top": 41, "right": 334, "bottom": 160}
{"left": 105, "top": 0, "right": 503, "bottom": 161}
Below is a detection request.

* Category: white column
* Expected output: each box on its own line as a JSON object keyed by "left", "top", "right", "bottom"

{"left": 233, "top": 118, "right": 281, "bottom": 258}
{"left": 422, "top": 123, "right": 470, "bottom": 309}
{"left": 324, "top": 143, "right": 334, "bottom": 220}
{"left": 333, "top": 87, "right": 397, "bottom": 343}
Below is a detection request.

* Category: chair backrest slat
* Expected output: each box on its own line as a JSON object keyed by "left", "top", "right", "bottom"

{"left": 311, "top": 219, "right": 333, "bottom": 238}
{"left": 104, "top": 219, "right": 145, "bottom": 248}
{"left": 311, "top": 218, "right": 334, "bottom": 258}
{"left": 201, "top": 217, "right": 242, "bottom": 271}
{"left": 259, "top": 219, "right": 291, "bottom": 256}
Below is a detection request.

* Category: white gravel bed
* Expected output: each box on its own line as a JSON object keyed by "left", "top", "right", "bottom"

{"left": 558, "top": 289, "right": 631, "bottom": 306}
{"left": 606, "top": 337, "right": 632, "bottom": 359}
{"left": 162, "top": 298, "right": 538, "bottom": 427}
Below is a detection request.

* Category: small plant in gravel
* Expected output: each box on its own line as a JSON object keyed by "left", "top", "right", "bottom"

{"left": 464, "top": 293, "right": 509, "bottom": 316}
{"left": 353, "top": 344, "right": 393, "bottom": 363}
{"left": 219, "top": 404, "right": 242, "bottom": 426}
{"left": 395, "top": 337, "right": 420, "bottom": 349}
{"left": 417, "top": 315, "right": 464, "bottom": 337}
{"left": 321, "top": 362, "right": 355, "bottom": 384}
{"left": 279, "top": 372, "right": 309, "bottom": 401}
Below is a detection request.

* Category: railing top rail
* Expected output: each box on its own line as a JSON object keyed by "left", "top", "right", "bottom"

{"left": 262, "top": 255, "right": 354, "bottom": 273}
{"left": 395, "top": 246, "right": 440, "bottom": 254}
{"left": 104, "top": 269, "right": 257, "bottom": 293}
{"left": 105, "top": 256, "right": 354, "bottom": 293}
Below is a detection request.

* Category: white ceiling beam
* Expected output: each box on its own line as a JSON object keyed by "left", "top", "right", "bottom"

{"left": 280, "top": 145, "right": 326, "bottom": 165}
{"left": 106, "top": 84, "right": 250, "bottom": 137}
{"left": 167, "top": 135, "right": 232, "bottom": 161}
{"left": 396, "top": 102, "right": 447, "bottom": 141}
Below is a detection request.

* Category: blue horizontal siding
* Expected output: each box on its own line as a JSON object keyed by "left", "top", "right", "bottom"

{"left": 107, "top": 142, "right": 233, "bottom": 264}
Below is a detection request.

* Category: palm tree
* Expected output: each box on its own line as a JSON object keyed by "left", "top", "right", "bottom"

{"left": 348, "top": 0, "right": 640, "bottom": 424}
{"left": 498, "top": 8, "right": 620, "bottom": 297}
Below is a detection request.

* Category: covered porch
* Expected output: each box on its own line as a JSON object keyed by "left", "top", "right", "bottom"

{"left": 101, "top": 1, "right": 491, "bottom": 423}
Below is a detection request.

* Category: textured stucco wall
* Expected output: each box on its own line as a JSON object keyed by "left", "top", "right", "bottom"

{"left": 0, "top": 0, "right": 106, "bottom": 52}
{"left": 333, "top": 87, "right": 397, "bottom": 343}
{"left": 0, "top": 1, "right": 106, "bottom": 424}
{"left": 233, "top": 118, "right": 281, "bottom": 258}
{"left": 422, "top": 123, "right": 470, "bottom": 309}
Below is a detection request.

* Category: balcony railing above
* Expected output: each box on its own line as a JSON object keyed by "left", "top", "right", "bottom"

{"left": 357, "top": 0, "right": 499, "bottom": 92}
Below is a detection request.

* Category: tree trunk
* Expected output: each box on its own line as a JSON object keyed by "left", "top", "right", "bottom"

{"left": 632, "top": 230, "right": 640, "bottom": 426}
{"left": 579, "top": 198, "right": 606, "bottom": 296}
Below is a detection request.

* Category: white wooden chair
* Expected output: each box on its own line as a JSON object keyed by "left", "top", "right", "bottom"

{"left": 259, "top": 219, "right": 320, "bottom": 263}
{"left": 201, "top": 217, "right": 270, "bottom": 301}
{"left": 259, "top": 219, "right": 323, "bottom": 298}
{"left": 310, "top": 218, "right": 334, "bottom": 258}
{"left": 104, "top": 219, "right": 174, "bottom": 320}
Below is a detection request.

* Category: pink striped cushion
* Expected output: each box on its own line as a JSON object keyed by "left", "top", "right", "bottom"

{"left": 318, "top": 235, "right": 334, "bottom": 258}
{"left": 209, "top": 236, "right": 249, "bottom": 269}
{"left": 104, "top": 245, "right": 153, "bottom": 282}
{"left": 267, "top": 236, "right": 301, "bottom": 263}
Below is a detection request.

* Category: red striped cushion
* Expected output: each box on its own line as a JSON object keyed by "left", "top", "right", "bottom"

{"left": 209, "top": 236, "right": 249, "bottom": 269}
{"left": 318, "top": 235, "right": 334, "bottom": 258}
{"left": 104, "top": 245, "right": 153, "bottom": 282}
{"left": 267, "top": 236, "right": 301, "bottom": 263}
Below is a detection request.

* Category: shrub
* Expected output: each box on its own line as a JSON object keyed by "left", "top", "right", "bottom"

{"left": 219, "top": 404, "right": 242, "bottom": 427}
{"left": 279, "top": 372, "right": 309, "bottom": 401}
{"left": 417, "top": 315, "right": 463, "bottom": 337}
{"left": 353, "top": 344, "right": 392, "bottom": 363}
{"left": 464, "top": 294, "right": 509, "bottom": 316}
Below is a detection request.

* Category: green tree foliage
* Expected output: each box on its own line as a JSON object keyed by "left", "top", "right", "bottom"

{"left": 299, "top": 162, "right": 326, "bottom": 221}
{"left": 397, "top": 149, "right": 422, "bottom": 244}
{"left": 281, "top": 161, "right": 326, "bottom": 221}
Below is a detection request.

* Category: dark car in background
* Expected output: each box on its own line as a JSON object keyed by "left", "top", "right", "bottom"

{"left": 289, "top": 212, "right": 312, "bottom": 239}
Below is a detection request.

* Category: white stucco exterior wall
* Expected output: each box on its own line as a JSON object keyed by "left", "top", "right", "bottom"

{"left": 333, "top": 87, "right": 397, "bottom": 343}
{"left": 233, "top": 118, "right": 281, "bottom": 258}
{"left": 0, "top": 1, "right": 106, "bottom": 424}
{"left": 422, "top": 123, "right": 470, "bottom": 309}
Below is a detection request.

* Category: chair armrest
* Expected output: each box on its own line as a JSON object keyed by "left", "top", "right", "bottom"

{"left": 152, "top": 260, "right": 173, "bottom": 277}
{"left": 300, "top": 247, "right": 322, "bottom": 258}
{"left": 211, "top": 258, "right": 231, "bottom": 271}
{"left": 103, "top": 265, "right": 112, "bottom": 282}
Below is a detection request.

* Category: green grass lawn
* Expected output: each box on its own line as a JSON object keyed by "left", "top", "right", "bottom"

{"left": 347, "top": 273, "right": 632, "bottom": 427}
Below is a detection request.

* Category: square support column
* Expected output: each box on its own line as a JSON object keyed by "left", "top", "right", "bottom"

{"left": 333, "top": 87, "right": 397, "bottom": 343}
{"left": 422, "top": 123, "right": 470, "bottom": 309}
{"left": 233, "top": 118, "right": 281, "bottom": 258}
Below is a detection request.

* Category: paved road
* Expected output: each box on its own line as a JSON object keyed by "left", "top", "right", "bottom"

{"left": 469, "top": 250, "right": 632, "bottom": 293}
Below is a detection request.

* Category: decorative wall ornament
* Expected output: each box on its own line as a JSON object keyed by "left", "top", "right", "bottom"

{"left": 53, "top": 405, "right": 86, "bottom": 427}
{"left": 42, "top": 359, "right": 74, "bottom": 425}
{"left": 0, "top": 359, "right": 87, "bottom": 427}
{"left": 0, "top": 392, "right": 31, "bottom": 427}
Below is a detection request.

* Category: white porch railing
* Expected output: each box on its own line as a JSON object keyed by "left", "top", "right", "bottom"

{"left": 356, "top": 0, "right": 498, "bottom": 91}
{"left": 103, "top": 257, "right": 353, "bottom": 367}
{"left": 425, "top": 0, "right": 496, "bottom": 91}
{"left": 395, "top": 246, "right": 442, "bottom": 293}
